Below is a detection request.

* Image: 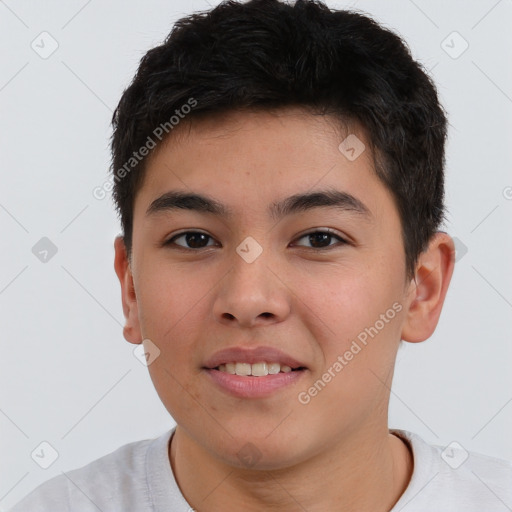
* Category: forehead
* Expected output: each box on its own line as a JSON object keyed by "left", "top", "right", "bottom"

{"left": 134, "top": 107, "right": 396, "bottom": 224}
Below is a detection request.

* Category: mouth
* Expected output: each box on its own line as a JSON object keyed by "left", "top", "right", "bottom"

{"left": 212, "top": 362, "right": 306, "bottom": 376}
{"left": 202, "top": 346, "right": 308, "bottom": 398}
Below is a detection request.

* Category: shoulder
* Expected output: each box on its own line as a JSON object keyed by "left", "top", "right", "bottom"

{"left": 391, "top": 429, "right": 512, "bottom": 511}
{"left": 9, "top": 433, "right": 168, "bottom": 512}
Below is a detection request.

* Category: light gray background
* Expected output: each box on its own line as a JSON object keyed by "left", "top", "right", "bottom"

{"left": 1, "top": 0, "right": 511, "bottom": 509}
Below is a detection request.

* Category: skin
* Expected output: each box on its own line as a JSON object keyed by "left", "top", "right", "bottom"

{"left": 114, "top": 107, "right": 455, "bottom": 511}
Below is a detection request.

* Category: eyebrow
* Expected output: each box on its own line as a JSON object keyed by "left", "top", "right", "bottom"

{"left": 146, "top": 188, "right": 372, "bottom": 221}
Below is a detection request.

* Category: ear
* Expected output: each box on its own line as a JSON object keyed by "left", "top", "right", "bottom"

{"left": 114, "top": 236, "right": 143, "bottom": 345}
{"left": 401, "top": 232, "right": 456, "bottom": 343}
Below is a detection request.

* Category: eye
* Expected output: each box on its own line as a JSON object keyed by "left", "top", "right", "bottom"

{"left": 292, "top": 229, "right": 348, "bottom": 249}
{"left": 163, "top": 229, "right": 348, "bottom": 251}
{"left": 164, "top": 231, "right": 218, "bottom": 250}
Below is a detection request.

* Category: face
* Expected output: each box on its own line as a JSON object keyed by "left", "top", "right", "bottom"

{"left": 120, "top": 108, "right": 416, "bottom": 469}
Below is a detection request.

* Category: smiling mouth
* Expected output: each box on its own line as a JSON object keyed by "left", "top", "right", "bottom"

{"left": 212, "top": 362, "right": 306, "bottom": 377}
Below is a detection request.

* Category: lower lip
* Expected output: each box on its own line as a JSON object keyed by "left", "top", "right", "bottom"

{"left": 204, "top": 368, "right": 306, "bottom": 398}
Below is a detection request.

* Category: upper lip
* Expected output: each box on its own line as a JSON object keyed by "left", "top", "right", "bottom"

{"left": 203, "top": 346, "right": 307, "bottom": 369}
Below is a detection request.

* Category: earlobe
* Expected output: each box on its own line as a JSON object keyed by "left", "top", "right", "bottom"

{"left": 114, "top": 236, "right": 143, "bottom": 345}
{"left": 400, "top": 232, "right": 456, "bottom": 343}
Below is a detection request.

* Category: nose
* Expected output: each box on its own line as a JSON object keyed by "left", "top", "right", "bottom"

{"left": 212, "top": 245, "right": 291, "bottom": 328}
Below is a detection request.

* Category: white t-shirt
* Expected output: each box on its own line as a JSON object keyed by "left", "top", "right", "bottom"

{"left": 9, "top": 428, "right": 512, "bottom": 511}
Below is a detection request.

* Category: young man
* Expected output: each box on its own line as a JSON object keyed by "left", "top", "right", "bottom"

{"left": 11, "top": 0, "right": 511, "bottom": 510}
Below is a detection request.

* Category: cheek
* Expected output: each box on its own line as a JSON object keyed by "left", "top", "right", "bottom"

{"left": 135, "top": 263, "right": 215, "bottom": 405}
{"left": 138, "top": 266, "right": 211, "bottom": 421}
{"left": 297, "top": 271, "right": 404, "bottom": 428}
{"left": 302, "top": 260, "right": 404, "bottom": 364}
{"left": 136, "top": 261, "right": 206, "bottom": 337}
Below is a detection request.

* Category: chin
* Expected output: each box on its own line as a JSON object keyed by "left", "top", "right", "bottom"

{"left": 221, "top": 444, "right": 304, "bottom": 472}
{"left": 209, "top": 428, "right": 309, "bottom": 471}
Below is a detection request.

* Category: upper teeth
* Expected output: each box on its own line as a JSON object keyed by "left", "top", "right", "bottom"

{"left": 217, "top": 362, "right": 293, "bottom": 376}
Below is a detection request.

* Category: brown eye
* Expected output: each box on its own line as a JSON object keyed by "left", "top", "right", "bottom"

{"left": 293, "top": 230, "right": 347, "bottom": 249}
{"left": 166, "top": 231, "right": 217, "bottom": 249}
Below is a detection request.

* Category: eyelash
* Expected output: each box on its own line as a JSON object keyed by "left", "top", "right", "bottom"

{"left": 163, "top": 229, "right": 349, "bottom": 251}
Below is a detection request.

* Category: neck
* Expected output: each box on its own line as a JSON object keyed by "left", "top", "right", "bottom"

{"left": 169, "top": 424, "right": 413, "bottom": 512}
